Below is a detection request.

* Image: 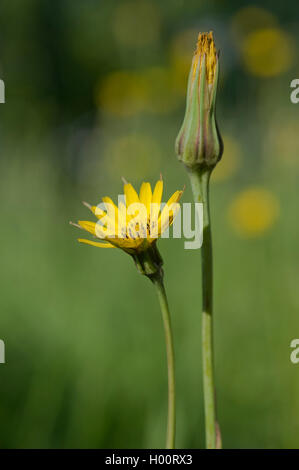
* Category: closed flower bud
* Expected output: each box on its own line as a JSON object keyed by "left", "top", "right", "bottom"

{"left": 175, "top": 32, "right": 223, "bottom": 171}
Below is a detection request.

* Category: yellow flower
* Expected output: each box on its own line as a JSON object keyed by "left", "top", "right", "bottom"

{"left": 71, "top": 177, "right": 183, "bottom": 255}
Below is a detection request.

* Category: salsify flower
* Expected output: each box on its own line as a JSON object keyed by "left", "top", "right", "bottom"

{"left": 175, "top": 31, "right": 223, "bottom": 449}
{"left": 72, "top": 177, "right": 183, "bottom": 277}
{"left": 71, "top": 176, "right": 183, "bottom": 449}
{"left": 175, "top": 31, "right": 223, "bottom": 170}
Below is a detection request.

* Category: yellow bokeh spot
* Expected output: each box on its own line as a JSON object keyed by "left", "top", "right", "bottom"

{"left": 242, "top": 28, "right": 294, "bottom": 77}
{"left": 231, "top": 6, "right": 277, "bottom": 39}
{"left": 97, "top": 67, "right": 180, "bottom": 117}
{"left": 97, "top": 71, "right": 149, "bottom": 117}
{"left": 112, "top": 0, "right": 160, "bottom": 47}
{"left": 103, "top": 134, "right": 161, "bottom": 180}
{"left": 228, "top": 188, "right": 279, "bottom": 238}
{"left": 212, "top": 136, "right": 241, "bottom": 182}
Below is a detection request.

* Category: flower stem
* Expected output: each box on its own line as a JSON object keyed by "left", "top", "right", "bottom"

{"left": 188, "top": 167, "right": 220, "bottom": 449}
{"left": 152, "top": 272, "right": 176, "bottom": 449}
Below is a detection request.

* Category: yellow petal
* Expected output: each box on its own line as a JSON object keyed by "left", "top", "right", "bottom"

{"left": 158, "top": 190, "right": 183, "bottom": 235}
{"left": 78, "top": 238, "right": 115, "bottom": 248}
{"left": 159, "top": 203, "right": 181, "bottom": 235}
{"left": 124, "top": 183, "right": 140, "bottom": 208}
{"left": 83, "top": 202, "right": 106, "bottom": 220}
{"left": 152, "top": 180, "right": 163, "bottom": 206}
{"left": 117, "top": 201, "right": 127, "bottom": 238}
{"left": 125, "top": 185, "right": 149, "bottom": 239}
{"left": 79, "top": 220, "right": 117, "bottom": 239}
{"left": 95, "top": 222, "right": 117, "bottom": 239}
{"left": 165, "top": 190, "right": 183, "bottom": 207}
{"left": 93, "top": 206, "right": 106, "bottom": 219}
{"left": 139, "top": 182, "right": 152, "bottom": 219}
{"left": 102, "top": 196, "right": 118, "bottom": 217}
{"left": 102, "top": 196, "right": 119, "bottom": 229}
{"left": 78, "top": 220, "right": 96, "bottom": 235}
{"left": 150, "top": 180, "right": 163, "bottom": 234}
{"left": 108, "top": 237, "right": 142, "bottom": 250}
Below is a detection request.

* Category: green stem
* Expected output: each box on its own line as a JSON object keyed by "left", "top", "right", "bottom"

{"left": 152, "top": 272, "right": 176, "bottom": 449}
{"left": 188, "top": 167, "right": 219, "bottom": 449}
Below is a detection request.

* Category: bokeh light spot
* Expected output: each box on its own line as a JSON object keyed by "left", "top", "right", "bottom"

{"left": 231, "top": 7, "right": 277, "bottom": 40}
{"left": 97, "top": 67, "right": 180, "bottom": 117}
{"left": 97, "top": 71, "right": 149, "bottom": 117}
{"left": 228, "top": 187, "right": 279, "bottom": 238}
{"left": 242, "top": 28, "right": 294, "bottom": 77}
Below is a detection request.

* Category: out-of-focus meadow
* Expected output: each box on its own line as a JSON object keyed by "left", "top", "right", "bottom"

{"left": 0, "top": 1, "right": 299, "bottom": 448}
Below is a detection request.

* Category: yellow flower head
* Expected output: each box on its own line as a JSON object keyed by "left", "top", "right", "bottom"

{"left": 72, "top": 177, "right": 183, "bottom": 255}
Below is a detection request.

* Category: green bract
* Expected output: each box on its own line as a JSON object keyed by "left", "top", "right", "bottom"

{"left": 175, "top": 32, "right": 223, "bottom": 171}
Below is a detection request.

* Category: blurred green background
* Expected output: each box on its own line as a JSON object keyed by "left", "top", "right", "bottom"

{"left": 0, "top": 0, "right": 299, "bottom": 449}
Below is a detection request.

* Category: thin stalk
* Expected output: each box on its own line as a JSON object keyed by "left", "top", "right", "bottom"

{"left": 188, "top": 167, "right": 219, "bottom": 449}
{"left": 152, "top": 272, "right": 176, "bottom": 449}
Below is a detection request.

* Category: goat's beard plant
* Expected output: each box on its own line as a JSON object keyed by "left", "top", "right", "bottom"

{"left": 71, "top": 178, "right": 183, "bottom": 449}
{"left": 71, "top": 30, "right": 223, "bottom": 450}
{"left": 175, "top": 31, "right": 224, "bottom": 449}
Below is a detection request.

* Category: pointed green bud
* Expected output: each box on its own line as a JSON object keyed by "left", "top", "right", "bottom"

{"left": 175, "top": 31, "right": 223, "bottom": 171}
